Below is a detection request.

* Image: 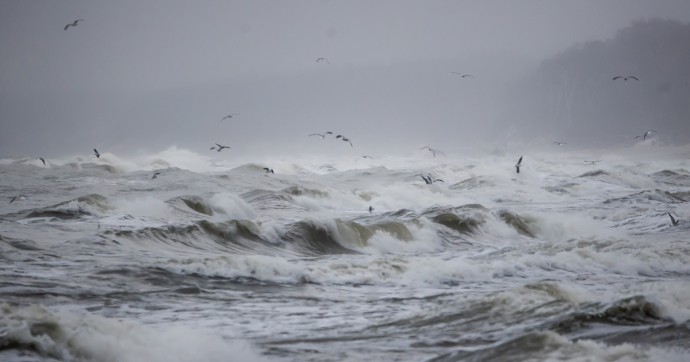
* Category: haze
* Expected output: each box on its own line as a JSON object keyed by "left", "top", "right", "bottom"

{"left": 2, "top": 0, "right": 689, "bottom": 158}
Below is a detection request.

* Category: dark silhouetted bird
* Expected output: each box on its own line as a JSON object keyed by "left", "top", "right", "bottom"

{"left": 93, "top": 149, "right": 100, "bottom": 158}
{"left": 421, "top": 175, "right": 444, "bottom": 184}
{"left": 634, "top": 130, "right": 657, "bottom": 142}
{"left": 612, "top": 75, "right": 639, "bottom": 81}
{"left": 263, "top": 168, "right": 274, "bottom": 174}
{"left": 210, "top": 143, "right": 230, "bottom": 152}
{"left": 64, "top": 19, "right": 84, "bottom": 30}
{"left": 668, "top": 212, "right": 679, "bottom": 226}
{"left": 515, "top": 156, "right": 523, "bottom": 174}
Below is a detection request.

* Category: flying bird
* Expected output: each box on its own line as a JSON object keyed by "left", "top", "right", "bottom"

{"left": 9, "top": 195, "right": 27, "bottom": 204}
{"left": 668, "top": 212, "right": 679, "bottom": 226}
{"left": 263, "top": 168, "right": 274, "bottom": 174}
{"left": 316, "top": 57, "right": 330, "bottom": 64}
{"left": 584, "top": 160, "right": 601, "bottom": 165}
{"left": 336, "top": 135, "right": 353, "bottom": 146}
{"left": 421, "top": 175, "right": 444, "bottom": 184}
{"left": 362, "top": 155, "right": 374, "bottom": 159}
{"left": 39, "top": 158, "right": 46, "bottom": 166}
{"left": 221, "top": 114, "right": 238, "bottom": 121}
{"left": 309, "top": 133, "right": 328, "bottom": 139}
{"left": 515, "top": 156, "right": 523, "bottom": 174}
{"left": 210, "top": 143, "right": 231, "bottom": 152}
{"left": 368, "top": 206, "right": 374, "bottom": 214}
{"left": 634, "top": 130, "right": 657, "bottom": 142}
{"left": 152, "top": 171, "right": 161, "bottom": 179}
{"left": 451, "top": 72, "right": 474, "bottom": 78}
{"left": 93, "top": 148, "right": 100, "bottom": 158}
{"left": 420, "top": 146, "right": 436, "bottom": 157}
{"left": 553, "top": 141, "right": 567, "bottom": 146}
{"left": 64, "top": 19, "right": 84, "bottom": 30}
{"left": 613, "top": 76, "right": 639, "bottom": 81}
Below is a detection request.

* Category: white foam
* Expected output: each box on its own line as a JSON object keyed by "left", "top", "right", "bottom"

{"left": 0, "top": 304, "right": 268, "bottom": 362}
{"left": 208, "top": 192, "right": 256, "bottom": 220}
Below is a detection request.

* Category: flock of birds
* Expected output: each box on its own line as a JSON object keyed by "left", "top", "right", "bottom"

{"left": 9, "top": 20, "right": 678, "bottom": 229}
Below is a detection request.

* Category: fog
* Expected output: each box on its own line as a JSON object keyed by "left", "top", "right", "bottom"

{"left": 2, "top": 0, "right": 690, "bottom": 158}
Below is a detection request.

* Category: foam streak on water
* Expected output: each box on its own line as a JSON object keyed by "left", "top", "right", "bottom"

{"left": 1, "top": 145, "right": 690, "bottom": 361}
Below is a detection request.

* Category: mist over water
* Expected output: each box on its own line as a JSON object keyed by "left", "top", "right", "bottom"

{"left": 2, "top": 1, "right": 690, "bottom": 361}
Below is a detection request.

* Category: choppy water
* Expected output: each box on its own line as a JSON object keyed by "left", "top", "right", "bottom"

{"left": 1, "top": 145, "right": 689, "bottom": 362}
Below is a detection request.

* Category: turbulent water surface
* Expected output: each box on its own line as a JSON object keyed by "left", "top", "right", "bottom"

{"left": 1, "top": 146, "right": 689, "bottom": 362}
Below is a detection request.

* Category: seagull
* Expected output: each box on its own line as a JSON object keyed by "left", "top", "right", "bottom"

{"left": 612, "top": 76, "right": 639, "bottom": 81}
{"left": 515, "top": 156, "right": 523, "bottom": 174}
{"left": 634, "top": 130, "right": 657, "bottom": 142}
{"left": 584, "top": 160, "right": 601, "bottom": 165}
{"left": 221, "top": 114, "right": 238, "bottom": 121}
{"left": 420, "top": 146, "right": 436, "bottom": 157}
{"left": 362, "top": 155, "right": 374, "bottom": 159}
{"left": 39, "top": 158, "right": 46, "bottom": 166}
{"left": 309, "top": 133, "right": 328, "bottom": 139}
{"left": 210, "top": 143, "right": 231, "bottom": 152}
{"left": 93, "top": 148, "right": 100, "bottom": 158}
{"left": 368, "top": 206, "right": 374, "bottom": 214}
{"left": 263, "top": 168, "right": 274, "bottom": 174}
{"left": 316, "top": 57, "right": 330, "bottom": 64}
{"left": 668, "top": 212, "right": 679, "bottom": 226}
{"left": 451, "top": 72, "right": 474, "bottom": 78}
{"left": 64, "top": 19, "right": 84, "bottom": 30}
{"left": 336, "top": 135, "right": 353, "bottom": 146}
{"left": 152, "top": 171, "right": 161, "bottom": 179}
{"left": 553, "top": 141, "right": 567, "bottom": 146}
{"left": 421, "top": 175, "right": 444, "bottom": 184}
{"left": 9, "top": 195, "right": 27, "bottom": 204}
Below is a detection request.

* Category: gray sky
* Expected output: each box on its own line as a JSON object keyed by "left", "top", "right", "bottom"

{"left": 2, "top": 0, "right": 690, "bottom": 158}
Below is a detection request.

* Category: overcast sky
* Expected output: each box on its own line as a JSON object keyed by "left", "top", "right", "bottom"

{"left": 2, "top": 0, "right": 690, "bottom": 158}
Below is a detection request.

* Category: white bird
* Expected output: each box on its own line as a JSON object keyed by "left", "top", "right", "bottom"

{"left": 634, "top": 130, "right": 657, "bottom": 142}
{"left": 309, "top": 132, "right": 332, "bottom": 139}
{"left": 451, "top": 72, "right": 474, "bottom": 78}
{"left": 420, "top": 146, "right": 436, "bottom": 157}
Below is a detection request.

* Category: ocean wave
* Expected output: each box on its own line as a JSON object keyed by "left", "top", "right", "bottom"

{"left": 0, "top": 304, "right": 266, "bottom": 362}
{"left": 429, "top": 330, "right": 669, "bottom": 362}
{"left": 603, "top": 189, "right": 688, "bottom": 205}
{"left": 20, "top": 194, "right": 112, "bottom": 220}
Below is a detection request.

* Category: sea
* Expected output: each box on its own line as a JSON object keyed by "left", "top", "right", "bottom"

{"left": 1, "top": 143, "right": 689, "bottom": 362}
